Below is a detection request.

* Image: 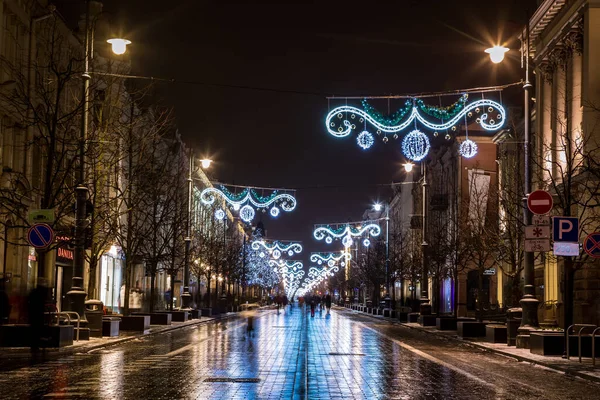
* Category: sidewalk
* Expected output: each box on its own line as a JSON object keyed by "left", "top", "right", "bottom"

{"left": 0, "top": 313, "right": 234, "bottom": 357}
{"left": 345, "top": 308, "right": 600, "bottom": 384}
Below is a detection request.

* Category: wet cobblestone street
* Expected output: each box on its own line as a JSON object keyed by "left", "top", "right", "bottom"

{"left": 0, "top": 307, "right": 598, "bottom": 399}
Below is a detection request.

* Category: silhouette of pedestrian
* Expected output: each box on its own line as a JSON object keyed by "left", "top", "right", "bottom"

{"left": 0, "top": 279, "right": 10, "bottom": 325}
{"left": 28, "top": 281, "right": 49, "bottom": 354}
{"left": 325, "top": 293, "right": 332, "bottom": 315}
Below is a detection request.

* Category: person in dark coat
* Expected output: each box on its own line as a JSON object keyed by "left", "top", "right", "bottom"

{"left": 325, "top": 293, "right": 332, "bottom": 315}
{"left": 0, "top": 279, "right": 10, "bottom": 325}
{"left": 28, "top": 282, "right": 50, "bottom": 353}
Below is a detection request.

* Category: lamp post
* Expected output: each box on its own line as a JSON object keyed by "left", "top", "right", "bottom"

{"left": 374, "top": 202, "right": 391, "bottom": 309}
{"left": 418, "top": 161, "right": 430, "bottom": 313}
{"left": 68, "top": 0, "right": 130, "bottom": 322}
{"left": 182, "top": 154, "right": 212, "bottom": 310}
{"left": 486, "top": 25, "right": 539, "bottom": 346}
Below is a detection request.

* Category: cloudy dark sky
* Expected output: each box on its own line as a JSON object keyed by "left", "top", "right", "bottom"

{"left": 56, "top": 0, "right": 538, "bottom": 258}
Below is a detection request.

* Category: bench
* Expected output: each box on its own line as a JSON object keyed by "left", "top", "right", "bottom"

{"left": 102, "top": 318, "right": 120, "bottom": 337}
{"left": 120, "top": 315, "right": 150, "bottom": 332}
{"left": 486, "top": 324, "right": 507, "bottom": 343}
{"left": 458, "top": 321, "right": 487, "bottom": 338}
{"left": 0, "top": 324, "right": 74, "bottom": 347}
{"left": 132, "top": 313, "right": 172, "bottom": 325}
{"left": 418, "top": 314, "right": 437, "bottom": 327}
{"left": 530, "top": 331, "right": 564, "bottom": 356}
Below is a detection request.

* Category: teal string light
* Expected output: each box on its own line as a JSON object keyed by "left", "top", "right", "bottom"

{"left": 416, "top": 94, "right": 468, "bottom": 120}
{"left": 361, "top": 99, "right": 412, "bottom": 126}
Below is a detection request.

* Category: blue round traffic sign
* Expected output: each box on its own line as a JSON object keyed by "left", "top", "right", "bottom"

{"left": 584, "top": 232, "right": 600, "bottom": 258}
{"left": 27, "top": 223, "right": 54, "bottom": 249}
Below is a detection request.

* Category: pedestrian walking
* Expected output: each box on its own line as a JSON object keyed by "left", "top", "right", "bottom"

{"left": 28, "top": 281, "right": 50, "bottom": 354}
{"left": 0, "top": 279, "right": 10, "bottom": 325}
{"left": 325, "top": 293, "right": 332, "bottom": 315}
{"left": 310, "top": 296, "right": 316, "bottom": 318}
{"left": 275, "top": 294, "right": 281, "bottom": 314}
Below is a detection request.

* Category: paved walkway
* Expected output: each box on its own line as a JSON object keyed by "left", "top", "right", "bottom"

{"left": 0, "top": 306, "right": 599, "bottom": 399}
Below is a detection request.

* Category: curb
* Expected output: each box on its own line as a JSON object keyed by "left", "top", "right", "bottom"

{"left": 2, "top": 312, "right": 238, "bottom": 357}
{"left": 344, "top": 308, "right": 600, "bottom": 384}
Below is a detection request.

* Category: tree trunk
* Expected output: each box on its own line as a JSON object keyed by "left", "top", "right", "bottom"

{"left": 477, "top": 269, "right": 484, "bottom": 322}
{"left": 170, "top": 272, "right": 175, "bottom": 311}
{"left": 88, "top": 255, "right": 98, "bottom": 299}
{"left": 206, "top": 275, "right": 211, "bottom": 308}
{"left": 150, "top": 271, "right": 156, "bottom": 312}
{"left": 453, "top": 271, "right": 459, "bottom": 317}
{"left": 123, "top": 260, "right": 132, "bottom": 316}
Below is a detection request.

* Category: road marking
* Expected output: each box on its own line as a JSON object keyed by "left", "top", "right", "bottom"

{"left": 357, "top": 322, "right": 498, "bottom": 390}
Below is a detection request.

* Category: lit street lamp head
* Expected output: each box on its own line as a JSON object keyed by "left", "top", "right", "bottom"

{"left": 373, "top": 203, "right": 382, "bottom": 212}
{"left": 403, "top": 162, "right": 414, "bottom": 172}
{"left": 200, "top": 159, "right": 213, "bottom": 169}
{"left": 107, "top": 38, "right": 131, "bottom": 55}
{"left": 485, "top": 45, "right": 509, "bottom": 64}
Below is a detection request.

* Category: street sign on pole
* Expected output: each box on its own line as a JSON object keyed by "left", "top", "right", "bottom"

{"left": 553, "top": 216, "right": 579, "bottom": 242}
{"left": 27, "top": 223, "right": 54, "bottom": 249}
{"left": 525, "top": 226, "right": 550, "bottom": 239}
{"left": 528, "top": 190, "right": 553, "bottom": 215}
{"left": 554, "top": 242, "right": 579, "bottom": 256}
{"left": 583, "top": 232, "right": 600, "bottom": 258}
{"left": 532, "top": 215, "right": 550, "bottom": 226}
{"left": 525, "top": 239, "right": 551, "bottom": 252}
{"left": 27, "top": 209, "right": 55, "bottom": 224}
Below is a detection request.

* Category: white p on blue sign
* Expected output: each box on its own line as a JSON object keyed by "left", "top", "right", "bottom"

{"left": 553, "top": 217, "right": 579, "bottom": 242}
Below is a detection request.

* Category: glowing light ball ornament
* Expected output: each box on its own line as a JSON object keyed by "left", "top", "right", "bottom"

{"left": 459, "top": 139, "right": 478, "bottom": 158}
{"left": 215, "top": 209, "right": 226, "bottom": 220}
{"left": 402, "top": 129, "right": 430, "bottom": 161}
{"left": 357, "top": 131, "right": 375, "bottom": 150}
{"left": 342, "top": 235, "right": 353, "bottom": 247}
{"left": 363, "top": 238, "right": 371, "bottom": 247}
{"left": 239, "top": 205, "right": 255, "bottom": 222}
{"left": 272, "top": 250, "right": 281, "bottom": 259}
{"left": 270, "top": 207, "right": 280, "bottom": 217}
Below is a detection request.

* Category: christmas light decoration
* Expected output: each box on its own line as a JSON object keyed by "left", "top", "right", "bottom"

{"left": 342, "top": 235, "right": 354, "bottom": 247}
{"left": 326, "top": 98, "right": 505, "bottom": 138}
{"left": 313, "top": 222, "right": 381, "bottom": 243}
{"left": 251, "top": 240, "right": 303, "bottom": 258}
{"left": 402, "top": 130, "right": 430, "bottom": 161}
{"left": 309, "top": 252, "right": 351, "bottom": 264}
{"left": 215, "top": 209, "right": 225, "bottom": 220}
{"left": 357, "top": 131, "right": 374, "bottom": 150}
{"left": 459, "top": 138, "right": 478, "bottom": 158}
{"left": 201, "top": 185, "right": 297, "bottom": 222}
{"left": 239, "top": 205, "right": 255, "bottom": 222}
{"left": 363, "top": 238, "right": 371, "bottom": 247}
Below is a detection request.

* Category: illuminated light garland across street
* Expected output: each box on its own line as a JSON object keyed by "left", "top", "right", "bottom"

{"left": 251, "top": 240, "right": 303, "bottom": 259}
{"left": 200, "top": 185, "right": 297, "bottom": 223}
{"left": 326, "top": 98, "right": 506, "bottom": 137}
{"left": 310, "top": 252, "right": 351, "bottom": 267}
{"left": 313, "top": 221, "right": 381, "bottom": 243}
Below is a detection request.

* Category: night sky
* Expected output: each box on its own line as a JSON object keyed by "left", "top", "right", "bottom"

{"left": 57, "top": 0, "right": 537, "bottom": 256}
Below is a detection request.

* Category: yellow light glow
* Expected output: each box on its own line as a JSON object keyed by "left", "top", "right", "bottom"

{"left": 403, "top": 162, "right": 414, "bottom": 172}
{"left": 107, "top": 38, "right": 131, "bottom": 55}
{"left": 485, "top": 45, "right": 509, "bottom": 64}
{"left": 200, "top": 159, "right": 213, "bottom": 169}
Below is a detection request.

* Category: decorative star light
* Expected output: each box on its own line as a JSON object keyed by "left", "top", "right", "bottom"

{"left": 313, "top": 222, "right": 381, "bottom": 244}
{"left": 201, "top": 185, "right": 297, "bottom": 223}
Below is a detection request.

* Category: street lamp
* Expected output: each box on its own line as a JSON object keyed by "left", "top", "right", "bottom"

{"left": 69, "top": 0, "right": 131, "bottom": 324}
{"left": 486, "top": 28, "right": 539, "bottom": 346}
{"left": 485, "top": 45, "right": 509, "bottom": 64}
{"left": 373, "top": 202, "right": 390, "bottom": 310}
{"left": 182, "top": 152, "right": 212, "bottom": 310}
{"left": 403, "top": 162, "right": 414, "bottom": 173}
{"left": 200, "top": 159, "right": 213, "bottom": 169}
{"left": 106, "top": 38, "right": 131, "bottom": 55}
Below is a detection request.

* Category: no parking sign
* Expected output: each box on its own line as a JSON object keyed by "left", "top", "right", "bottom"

{"left": 584, "top": 233, "right": 600, "bottom": 258}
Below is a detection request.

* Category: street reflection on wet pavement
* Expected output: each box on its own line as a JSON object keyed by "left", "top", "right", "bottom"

{"left": 0, "top": 306, "right": 598, "bottom": 399}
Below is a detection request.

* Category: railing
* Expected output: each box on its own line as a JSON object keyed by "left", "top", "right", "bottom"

{"left": 44, "top": 311, "right": 81, "bottom": 341}
{"left": 592, "top": 327, "right": 600, "bottom": 366}
{"left": 566, "top": 324, "right": 597, "bottom": 362}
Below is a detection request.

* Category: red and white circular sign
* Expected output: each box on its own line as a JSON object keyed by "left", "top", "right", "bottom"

{"left": 527, "top": 190, "right": 553, "bottom": 215}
